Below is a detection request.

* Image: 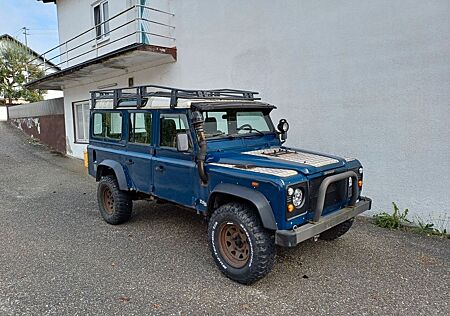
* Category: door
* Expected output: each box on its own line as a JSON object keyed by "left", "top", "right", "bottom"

{"left": 125, "top": 111, "right": 154, "bottom": 194}
{"left": 153, "top": 111, "right": 196, "bottom": 207}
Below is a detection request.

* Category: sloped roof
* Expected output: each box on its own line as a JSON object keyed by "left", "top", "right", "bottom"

{"left": 0, "top": 34, "right": 60, "bottom": 70}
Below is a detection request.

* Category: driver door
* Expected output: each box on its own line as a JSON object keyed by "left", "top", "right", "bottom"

{"left": 152, "top": 111, "right": 196, "bottom": 207}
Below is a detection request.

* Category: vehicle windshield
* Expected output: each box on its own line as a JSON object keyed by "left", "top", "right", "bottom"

{"left": 202, "top": 110, "right": 275, "bottom": 139}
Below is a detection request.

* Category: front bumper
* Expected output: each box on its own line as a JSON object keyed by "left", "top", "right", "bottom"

{"left": 275, "top": 196, "right": 372, "bottom": 247}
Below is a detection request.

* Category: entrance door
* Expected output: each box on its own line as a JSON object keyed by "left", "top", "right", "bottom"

{"left": 153, "top": 111, "right": 196, "bottom": 207}
{"left": 125, "top": 111, "right": 154, "bottom": 194}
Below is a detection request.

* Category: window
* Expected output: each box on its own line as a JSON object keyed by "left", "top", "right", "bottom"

{"left": 160, "top": 113, "right": 189, "bottom": 148}
{"left": 203, "top": 110, "right": 274, "bottom": 139}
{"left": 94, "top": 1, "right": 109, "bottom": 39}
{"left": 129, "top": 112, "right": 152, "bottom": 144}
{"left": 74, "top": 101, "right": 90, "bottom": 143}
{"left": 92, "top": 111, "right": 122, "bottom": 140}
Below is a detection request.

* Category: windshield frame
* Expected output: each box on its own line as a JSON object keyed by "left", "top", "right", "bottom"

{"left": 201, "top": 109, "right": 276, "bottom": 140}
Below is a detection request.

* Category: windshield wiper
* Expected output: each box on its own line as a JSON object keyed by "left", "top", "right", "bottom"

{"left": 238, "top": 127, "right": 265, "bottom": 136}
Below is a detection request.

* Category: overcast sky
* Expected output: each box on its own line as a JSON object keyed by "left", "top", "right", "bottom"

{"left": 0, "top": 0, "right": 59, "bottom": 55}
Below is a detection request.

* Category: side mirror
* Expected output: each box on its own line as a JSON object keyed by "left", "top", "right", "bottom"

{"left": 277, "top": 119, "right": 289, "bottom": 142}
{"left": 176, "top": 133, "right": 189, "bottom": 152}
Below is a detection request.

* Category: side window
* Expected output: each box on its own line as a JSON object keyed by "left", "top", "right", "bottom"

{"left": 129, "top": 112, "right": 152, "bottom": 144}
{"left": 107, "top": 112, "right": 122, "bottom": 139}
{"left": 93, "top": 112, "right": 104, "bottom": 137}
{"left": 160, "top": 113, "right": 189, "bottom": 148}
{"left": 92, "top": 111, "right": 122, "bottom": 140}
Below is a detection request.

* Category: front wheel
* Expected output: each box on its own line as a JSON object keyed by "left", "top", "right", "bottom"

{"left": 208, "top": 202, "right": 276, "bottom": 284}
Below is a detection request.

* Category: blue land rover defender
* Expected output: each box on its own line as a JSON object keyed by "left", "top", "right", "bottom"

{"left": 87, "top": 85, "right": 372, "bottom": 284}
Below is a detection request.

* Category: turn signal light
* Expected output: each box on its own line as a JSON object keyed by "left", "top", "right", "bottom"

{"left": 358, "top": 180, "right": 363, "bottom": 188}
{"left": 287, "top": 204, "right": 295, "bottom": 212}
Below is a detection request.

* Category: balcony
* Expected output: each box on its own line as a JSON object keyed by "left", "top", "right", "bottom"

{"left": 27, "top": 2, "right": 176, "bottom": 90}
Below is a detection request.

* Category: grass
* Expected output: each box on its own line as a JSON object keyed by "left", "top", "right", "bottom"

{"left": 373, "top": 202, "right": 449, "bottom": 239}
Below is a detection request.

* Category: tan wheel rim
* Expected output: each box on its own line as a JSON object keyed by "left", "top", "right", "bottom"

{"left": 103, "top": 187, "right": 115, "bottom": 214}
{"left": 218, "top": 222, "right": 250, "bottom": 268}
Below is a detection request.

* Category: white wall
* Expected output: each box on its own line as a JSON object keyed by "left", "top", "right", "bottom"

{"left": 62, "top": 0, "right": 450, "bottom": 229}
{"left": 0, "top": 106, "right": 8, "bottom": 121}
{"left": 54, "top": 0, "right": 173, "bottom": 68}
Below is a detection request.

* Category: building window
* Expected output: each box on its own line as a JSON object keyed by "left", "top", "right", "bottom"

{"left": 94, "top": 1, "right": 109, "bottom": 39}
{"left": 92, "top": 111, "right": 122, "bottom": 140}
{"left": 129, "top": 112, "right": 152, "bottom": 144}
{"left": 74, "top": 101, "right": 90, "bottom": 143}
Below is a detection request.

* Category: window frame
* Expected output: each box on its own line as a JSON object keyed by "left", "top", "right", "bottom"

{"left": 158, "top": 111, "right": 192, "bottom": 151}
{"left": 128, "top": 110, "right": 153, "bottom": 146}
{"left": 73, "top": 100, "right": 91, "bottom": 144}
{"left": 90, "top": 110, "right": 124, "bottom": 143}
{"left": 93, "top": 0, "right": 110, "bottom": 40}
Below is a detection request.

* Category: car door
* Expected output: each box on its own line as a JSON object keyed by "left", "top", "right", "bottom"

{"left": 153, "top": 110, "right": 196, "bottom": 207}
{"left": 124, "top": 110, "right": 154, "bottom": 194}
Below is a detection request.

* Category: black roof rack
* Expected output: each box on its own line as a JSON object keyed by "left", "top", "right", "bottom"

{"left": 90, "top": 84, "right": 260, "bottom": 109}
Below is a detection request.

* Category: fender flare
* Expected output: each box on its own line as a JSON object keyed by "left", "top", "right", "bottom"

{"left": 209, "top": 183, "right": 278, "bottom": 230}
{"left": 96, "top": 160, "right": 129, "bottom": 191}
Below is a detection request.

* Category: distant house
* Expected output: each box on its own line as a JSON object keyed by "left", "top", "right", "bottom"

{"left": 28, "top": 0, "right": 450, "bottom": 230}
{"left": 0, "top": 34, "right": 63, "bottom": 103}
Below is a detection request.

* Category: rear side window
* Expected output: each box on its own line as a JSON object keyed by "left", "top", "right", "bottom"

{"left": 92, "top": 111, "right": 123, "bottom": 140}
{"left": 129, "top": 112, "right": 152, "bottom": 144}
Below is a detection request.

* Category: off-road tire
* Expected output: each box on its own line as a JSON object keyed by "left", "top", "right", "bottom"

{"left": 97, "top": 175, "right": 132, "bottom": 225}
{"left": 208, "top": 202, "right": 276, "bottom": 284}
{"left": 319, "top": 218, "right": 354, "bottom": 241}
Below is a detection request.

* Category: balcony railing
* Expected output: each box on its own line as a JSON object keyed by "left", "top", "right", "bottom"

{"left": 30, "top": 2, "right": 175, "bottom": 72}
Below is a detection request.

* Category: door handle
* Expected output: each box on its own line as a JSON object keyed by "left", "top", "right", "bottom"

{"left": 125, "top": 159, "right": 134, "bottom": 165}
{"left": 155, "top": 165, "right": 164, "bottom": 172}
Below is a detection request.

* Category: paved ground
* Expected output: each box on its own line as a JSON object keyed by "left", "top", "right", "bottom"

{"left": 0, "top": 121, "right": 449, "bottom": 316}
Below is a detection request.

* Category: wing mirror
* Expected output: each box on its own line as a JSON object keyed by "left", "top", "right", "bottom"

{"left": 277, "top": 119, "right": 289, "bottom": 143}
{"left": 176, "top": 133, "right": 190, "bottom": 152}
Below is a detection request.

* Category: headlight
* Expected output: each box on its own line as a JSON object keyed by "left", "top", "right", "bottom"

{"left": 292, "top": 188, "right": 304, "bottom": 208}
{"left": 287, "top": 187, "right": 294, "bottom": 196}
{"left": 358, "top": 167, "right": 363, "bottom": 174}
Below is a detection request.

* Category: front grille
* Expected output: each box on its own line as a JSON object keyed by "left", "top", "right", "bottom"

{"left": 308, "top": 175, "right": 348, "bottom": 213}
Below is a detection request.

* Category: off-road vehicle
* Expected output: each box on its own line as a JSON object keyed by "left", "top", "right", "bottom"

{"left": 87, "top": 85, "right": 372, "bottom": 284}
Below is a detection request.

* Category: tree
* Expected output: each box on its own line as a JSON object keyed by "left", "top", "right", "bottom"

{"left": 0, "top": 40, "right": 46, "bottom": 105}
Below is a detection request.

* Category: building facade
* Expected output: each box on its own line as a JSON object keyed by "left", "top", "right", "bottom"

{"left": 30, "top": 0, "right": 450, "bottom": 229}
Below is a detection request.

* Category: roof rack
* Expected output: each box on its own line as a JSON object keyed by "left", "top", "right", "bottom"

{"left": 90, "top": 84, "right": 260, "bottom": 109}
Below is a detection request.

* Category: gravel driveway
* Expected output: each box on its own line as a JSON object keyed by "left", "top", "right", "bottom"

{"left": 0, "top": 122, "right": 448, "bottom": 315}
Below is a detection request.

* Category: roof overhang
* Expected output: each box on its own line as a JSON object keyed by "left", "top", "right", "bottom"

{"left": 26, "top": 43, "right": 176, "bottom": 90}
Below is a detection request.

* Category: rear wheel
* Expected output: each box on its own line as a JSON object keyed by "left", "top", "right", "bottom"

{"left": 319, "top": 218, "right": 354, "bottom": 240}
{"left": 97, "top": 175, "right": 132, "bottom": 225}
{"left": 208, "top": 202, "right": 276, "bottom": 284}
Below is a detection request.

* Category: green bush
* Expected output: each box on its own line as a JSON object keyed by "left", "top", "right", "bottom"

{"left": 373, "top": 202, "right": 411, "bottom": 229}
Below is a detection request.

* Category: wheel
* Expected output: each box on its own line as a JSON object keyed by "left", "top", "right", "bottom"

{"left": 97, "top": 175, "right": 132, "bottom": 225}
{"left": 208, "top": 202, "right": 276, "bottom": 284}
{"left": 319, "top": 218, "right": 354, "bottom": 241}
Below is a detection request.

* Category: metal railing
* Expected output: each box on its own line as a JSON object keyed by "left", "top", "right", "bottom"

{"left": 30, "top": 3, "right": 175, "bottom": 72}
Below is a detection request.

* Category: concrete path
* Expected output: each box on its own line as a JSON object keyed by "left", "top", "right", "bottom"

{"left": 0, "top": 122, "right": 448, "bottom": 315}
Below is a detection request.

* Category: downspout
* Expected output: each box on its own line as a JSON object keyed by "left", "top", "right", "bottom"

{"left": 191, "top": 111, "right": 208, "bottom": 184}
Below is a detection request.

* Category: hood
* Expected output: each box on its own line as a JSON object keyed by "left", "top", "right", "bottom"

{"left": 206, "top": 147, "right": 348, "bottom": 176}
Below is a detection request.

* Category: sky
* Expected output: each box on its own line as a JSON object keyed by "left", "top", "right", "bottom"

{"left": 0, "top": 0, "right": 59, "bottom": 55}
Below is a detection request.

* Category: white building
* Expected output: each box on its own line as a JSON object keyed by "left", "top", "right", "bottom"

{"left": 0, "top": 34, "right": 63, "bottom": 103}
{"left": 30, "top": 0, "right": 450, "bottom": 229}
